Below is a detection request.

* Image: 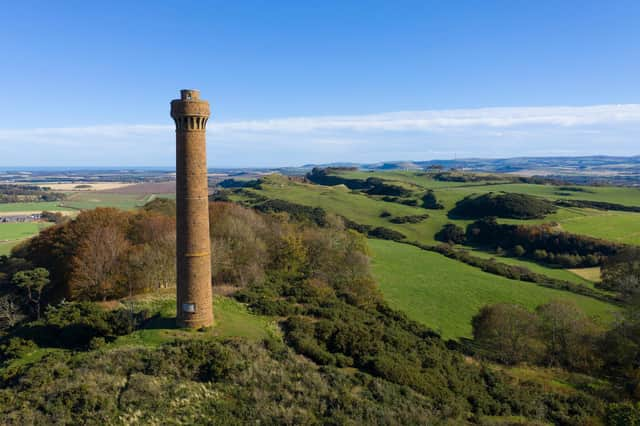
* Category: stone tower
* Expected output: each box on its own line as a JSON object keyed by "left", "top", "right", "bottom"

{"left": 171, "top": 89, "right": 213, "bottom": 328}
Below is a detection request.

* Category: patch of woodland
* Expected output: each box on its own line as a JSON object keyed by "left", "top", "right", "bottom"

{"left": 0, "top": 184, "right": 65, "bottom": 203}
{"left": 464, "top": 218, "right": 621, "bottom": 268}
{"left": 450, "top": 192, "right": 557, "bottom": 220}
{"left": 307, "top": 168, "right": 413, "bottom": 197}
{"left": 430, "top": 172, "right": 558, "bottom": 185}
{"left": 599, "top": 247, "right": 640, "bottom": 298}
{"left": 217, "top": 178, "right": 262, "bottom": 189}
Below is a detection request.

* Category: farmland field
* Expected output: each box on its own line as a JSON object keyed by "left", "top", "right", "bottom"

{"left": 62, "top": 185, "right": 175, "bottom": 211}
{"left": 463, "top": 247, "right": 601, "bottom": 289}
{"left": 0, "top": 222, "right": 52, "bottom": 255}
{"left": 369, "top": 239, "right": 618, "bottom": 339}
{"left": 0, "top": 202, "right": 74, "bottom": 214}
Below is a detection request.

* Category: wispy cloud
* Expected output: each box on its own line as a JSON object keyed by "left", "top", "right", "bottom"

{"left": 1, "top": 104, "right": 639, "bottom": 141}
{"left": 1, "top": 104, "right": 639, "bottom": 166}
{"left": 210, "top": 104, "right": 640, "bottom": 133}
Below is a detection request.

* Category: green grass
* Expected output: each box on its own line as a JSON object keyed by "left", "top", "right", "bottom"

{"left": 462, "top": 247, "right": 604, "bottom": 290}
{"left": 500, "top": 207, "right": 640, "bottom": 245}
{"left": 0, "top": 222, "right": 49, "bottom": 240}
{"left": 251, "top": 175, "right": 640, "bottom": 247}
{"left": 0, "top": 242, "right": 14, "bottom": 255}
{"left": 0, "top": 222, "right": 52, "bottom": 255}
{"left": 338, "top": 170, "right": 640, "bottom": 208}
{"left": 332, "top": 171, "right": 640, "bottom": 238}
{"left": 242, "top": 175, "right": 455, "bottom": 244}
{"left": 0, "top": 202, "right": 74, "bottom": 213}
{"left": 368, "top": 239, "right": 618, "bottom": 340}
{"left": 112, "top": 294, "right": 278, "bottom": 348}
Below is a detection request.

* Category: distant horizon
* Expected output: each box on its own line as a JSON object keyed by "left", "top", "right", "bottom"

{"left": 1, "top": 153, "right": 640, "bottom": 172}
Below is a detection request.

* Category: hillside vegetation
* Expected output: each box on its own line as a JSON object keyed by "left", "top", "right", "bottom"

{"left": 449, "top": 192, "right": 557, "bottom": 219}
{"left": 369, "top": 239, "right": 617, "bottom": 339}
{"left": 2, "top": 201, "right": 617, "bottom": 424}
{"left": 2, "top": 170, "right": 640, "bottom": 423}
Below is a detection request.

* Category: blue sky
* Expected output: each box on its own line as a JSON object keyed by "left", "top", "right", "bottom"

{"left": 1, "top": 0, "right": 639, "bottom": 167}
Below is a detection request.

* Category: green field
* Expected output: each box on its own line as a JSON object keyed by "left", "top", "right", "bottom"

{"left": 0, "top": 202, "right": 74, "bottom": 213}
{"left": 368, "top": 239, "right": 618, "bottom": 339}
{"left": 502, "top": 208, "right": 640, "bottom": 245}
{"left": 0, "top": 222, "right": 52, "bottom": 255}
{"left": 240, "top": 175, "right": 455, "bottom": 245}
{"left": 62, "top": 192, "right": 164, "bottom": 211}
{"left": 336, "top": 170, "right": 640, "bottom": 207}
{"left": 464, "top": 247, "right": 599, "bottom": 288}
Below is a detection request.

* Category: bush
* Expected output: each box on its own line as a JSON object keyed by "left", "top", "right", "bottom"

{"left": 0, "top": 337, "right": 38, "bottom": 362}
{"left": 513, "top": 245, "right": 526, "bottom": 257}
{"left": 16, "top": 302, "right": 143, "bottom": 349}
{"left": 368, "top": 227, "right": 406, "bottom": 241}
{"left": 400, "top": 199, "right": 418, "bottom": 206}
{"left": 422, "top": 190, "right": 444, "bottom": 210}
{"left": 606, "top": 402, "right": 640, "bottom": 426}
{"left": 435, "top": 224, "right": 466, "bottom": 244}
{"left": 254, "top": 199, "right": 328, "bottom": 226}
{"left": 389, "top": 214, "right": 429, "bottom": 224}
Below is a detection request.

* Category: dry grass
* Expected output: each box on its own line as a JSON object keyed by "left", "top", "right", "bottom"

{"left": 568, "top": 267, "right": 602, "bottom": 282}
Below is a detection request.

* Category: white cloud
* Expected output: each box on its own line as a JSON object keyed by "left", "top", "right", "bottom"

{"left": 1, "top": 104, "right": 639, "bottom": 166}
{"left": 209, "top": 104, "right": 640, "bottom": 133}
{"left": 1, "top": 104, "right": 639, "bottom": 142}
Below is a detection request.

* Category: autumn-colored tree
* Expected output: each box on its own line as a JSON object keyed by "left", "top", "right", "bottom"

{"left": 472, "top": 303, "right": 541, "bottom": 364}
{"left": 209, "top": 202, "right": 269, "bottom": 287}
{"left": 69, "top": 215, "right": 130, "bottom": 301}
{"left": 536, "top": 300, "right": 603, "bottom": 371}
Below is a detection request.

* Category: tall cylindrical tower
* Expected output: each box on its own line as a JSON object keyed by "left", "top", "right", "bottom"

{"left": 171, "top": 89, "right": 213, "bottom": 328}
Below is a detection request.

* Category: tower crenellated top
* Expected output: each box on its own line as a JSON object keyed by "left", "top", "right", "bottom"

{"left": 180, "top": 89, "right": 200, "bottom": 100}
{"left": 171, "top": 89, "right": 210, "bottom": 131}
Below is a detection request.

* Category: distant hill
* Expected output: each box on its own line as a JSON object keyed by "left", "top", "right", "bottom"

{"left": 299, "top": 155, "right": 640, "bottom": 185}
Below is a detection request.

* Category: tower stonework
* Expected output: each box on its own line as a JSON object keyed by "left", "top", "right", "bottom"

{"left": 171, "top": 89, "right": 213, "bottom": 328}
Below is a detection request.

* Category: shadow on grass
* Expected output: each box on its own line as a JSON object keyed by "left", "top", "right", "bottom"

{"left": 143, "top": 314, "right": 178, "bottom": 330}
